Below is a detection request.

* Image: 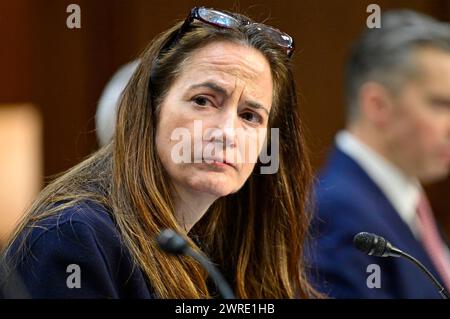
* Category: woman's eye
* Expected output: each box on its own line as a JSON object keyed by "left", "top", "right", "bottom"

{"left": 192, "top": 96, "right": 212, "bottom": 107}
{"left": 240, "top": 112, "right": 263, "bottom": 124}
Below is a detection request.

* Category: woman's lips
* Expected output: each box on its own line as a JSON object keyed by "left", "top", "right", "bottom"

{"left": 202, "top": 158, "right": 237, "bottom": 170}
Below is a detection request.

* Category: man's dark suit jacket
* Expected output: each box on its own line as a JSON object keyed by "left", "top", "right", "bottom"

{"left": 308, "top": 147, "right": 445, "bottom": 298}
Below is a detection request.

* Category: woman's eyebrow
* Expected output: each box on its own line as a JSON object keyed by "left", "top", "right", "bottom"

{"left": 428, "top": 95, "right": 450, "bottom": 107}
{"left": 245, "top": 100, "right": 269, "bottom": 116}
{"left": 188, "top": 81, "right": 229, "bottom": 96}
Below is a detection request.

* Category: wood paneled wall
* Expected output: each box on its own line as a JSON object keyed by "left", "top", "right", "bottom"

{"left": 0, "top": 0, "right": 449, "bottom": 235}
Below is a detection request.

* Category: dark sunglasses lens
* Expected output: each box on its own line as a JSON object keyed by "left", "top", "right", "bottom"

{"left": 198, "top": 7, "right": 240, "bottom": 28}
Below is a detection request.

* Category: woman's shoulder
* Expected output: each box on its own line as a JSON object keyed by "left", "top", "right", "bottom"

{"left": 25, "top": 200, "right": 120, "bottom": 249}
{"left": 3, "top": 200, "right": 154, "bottom": 298}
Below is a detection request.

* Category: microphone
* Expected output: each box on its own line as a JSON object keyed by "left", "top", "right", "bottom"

{"left": 156, "top": 228, "right": 235, "bottom": 299}
{"left": 354, "top": 232, "right": 450, "bottom": 299}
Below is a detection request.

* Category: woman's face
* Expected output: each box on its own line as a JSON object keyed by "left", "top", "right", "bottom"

{"left": 156, "top": 41, "right": 274, "bottom": 197}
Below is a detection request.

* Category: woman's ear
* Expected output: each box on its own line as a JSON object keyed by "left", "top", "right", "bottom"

{"left": 358, "top": 81, "right": 395, "bottom": 128}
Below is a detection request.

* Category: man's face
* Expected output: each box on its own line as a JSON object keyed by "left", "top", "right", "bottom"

{"left": 385, "top": 48, "right": 450, "bottom": 182}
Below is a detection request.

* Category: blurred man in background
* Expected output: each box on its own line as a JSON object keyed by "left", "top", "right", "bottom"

{"left": 309, "top": 10, "right": 450, "bottom": 298}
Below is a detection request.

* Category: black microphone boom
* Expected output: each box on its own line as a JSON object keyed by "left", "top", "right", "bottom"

{"left": 157, "top": 228, "right": 236, "bottom": 299}
{"left": 354, "top": 232, "right": 450, "bottom": 299}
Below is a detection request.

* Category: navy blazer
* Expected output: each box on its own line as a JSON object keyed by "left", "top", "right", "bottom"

{"left": 1, "top": 201, "right": 154, "bottom": 298}
{"left": 308, "top": 147, "right": 445, "bottom": 298}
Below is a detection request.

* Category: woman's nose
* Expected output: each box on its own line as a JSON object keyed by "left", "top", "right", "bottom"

{"left": 210, "top": 108, "right": 239, "bottom": 148}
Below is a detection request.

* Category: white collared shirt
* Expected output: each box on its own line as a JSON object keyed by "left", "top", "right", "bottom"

{"left": 335, "top": 130, "right": 422, "bottom": 238}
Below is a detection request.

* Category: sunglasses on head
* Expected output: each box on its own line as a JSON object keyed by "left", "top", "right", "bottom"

{"left": 160, "top": 6, "right": 295, "bottom": 58}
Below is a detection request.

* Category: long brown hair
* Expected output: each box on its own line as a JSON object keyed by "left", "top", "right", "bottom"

{"left": 3, "top": 11, "right": 319, "bottom": 298}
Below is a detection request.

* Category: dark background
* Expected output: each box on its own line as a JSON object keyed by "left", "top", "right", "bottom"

{"left": 1, "top": 0, "right": 449, "bottom": 235}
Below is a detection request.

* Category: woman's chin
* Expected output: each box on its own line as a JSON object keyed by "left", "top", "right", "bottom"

{"left": 187, "top": 175, "right": 236, "bottom": 198}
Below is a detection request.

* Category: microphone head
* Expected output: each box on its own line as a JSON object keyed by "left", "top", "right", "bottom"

{"left": 353, "top": 232, "right": 373, "bottom": 254}
{"left": 353, "top": 232, "right": 388, "bottom": 257}
{"left": 156, "top": 229, "right": 188, "bottom": 255}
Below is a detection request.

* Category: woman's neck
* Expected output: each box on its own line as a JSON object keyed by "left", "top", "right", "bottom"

{"left": 172, "top": 185, "right": 218, "bottom": 232}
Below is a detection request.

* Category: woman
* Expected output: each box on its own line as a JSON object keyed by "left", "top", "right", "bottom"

{"left": 1, "top": 7, "right": 318, "bottom": 299}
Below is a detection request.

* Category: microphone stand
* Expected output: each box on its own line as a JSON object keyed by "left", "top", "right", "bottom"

{"left": 396, "top": 250, "right": 450, "bottom": 299}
